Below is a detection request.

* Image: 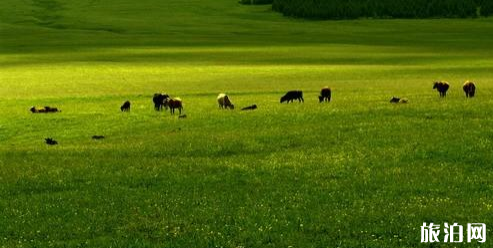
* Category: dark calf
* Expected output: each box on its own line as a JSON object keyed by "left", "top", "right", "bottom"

{"left": 30, "top": 106, "right": 60, "bottom": 113}
{"left": 241, "top": 104, "right": 258, "bottom": 111}
{"left": 45, "top": 138, "right": 58, "bottom": 145}
{"left": 390, "top": 97, "right": 400, "bottom": 103}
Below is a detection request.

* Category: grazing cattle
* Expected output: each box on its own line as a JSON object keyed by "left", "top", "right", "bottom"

{"left": 30, "top": 106, "right": 60, "bottom": 113}
{"left": 153, "top": 93, "right": 170, "bottom": 111}
{"left": 463, "top": 81, "right": 476, "bottom": 98}
{"left": 318, "top": 87, "right": 331, "bottom": 103}
{"left": 433, "top": 81, "right": 450, "bottom": 97}
{"left": 241, "top": 104, "right": 257, "bottom": 111}
{"left": 45, "top": 138, "right": 58, "bottom": 145}
{"left": 164, "top": 97, "right": 183, "bottom": 115}
{"left": 121, "top": 101, "right": 131, "bottom": 112}
{"left": 280, "top": 90, "right": 304, "bottom": 103}
{"left": 390, "top": 97, "right": 408, "bottom": 104}
{"left": 92, "top": 135, "right": 105, "bottom": 140}
{"left": 217, "top": 93, "right": 234, "bottom": 109}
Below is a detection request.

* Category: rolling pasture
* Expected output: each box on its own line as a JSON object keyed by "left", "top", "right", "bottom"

{"left": 1, "top": 0, "right": 493, "bottom": 247}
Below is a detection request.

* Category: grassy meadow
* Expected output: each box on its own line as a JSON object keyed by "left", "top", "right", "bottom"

{"left": 1, "top": 0, "right": 493, "bottom": 247}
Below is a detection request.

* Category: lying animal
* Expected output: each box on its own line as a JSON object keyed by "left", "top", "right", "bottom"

{"left": 164, "top": 97, "right": 183, "bottom": 115}
{"left": 92, "top": 135, "right": 105, "bottom": 140}
{"left": 463, "top": 81, "right": 476, "bottom": 98}
{"left": 241, "top": 104, "right": 257, "bottom": 111}
{"left": 121, "top": 101, "right": 131, "bottom": 112}
{"left": 153, "top": 93, "right": 170, "bottom": 111}
{"left": 319, "top": 87, "right": 331, "bottom": 103}
{"left": 390, "top": 97, "right": 400, "bottom": 103}
{"left": 179, "top": 114, "right": 187, "bottom": 119}
{"left": 433, "top": 81, "right": 450, "bottom": 97}
{"left": 217, "top": 93, "right": 234, "bottom": 109}
{"left": 30, "top": 106, "right": 60, "bottom": 113}
{"left": 281, "top": 90, "right": 304, "bottom": 103}
{"left": 45, "top": 138, "right": 58, "bottom": 145}
{"left": 390, "top": 97, "right": 408, "bottom": 104}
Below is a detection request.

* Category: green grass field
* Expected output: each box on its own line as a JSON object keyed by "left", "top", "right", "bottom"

{"left": 1, "top": 0, "right": 493, "bottom": 247}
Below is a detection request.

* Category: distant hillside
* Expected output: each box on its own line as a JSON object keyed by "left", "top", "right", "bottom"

{"left": 271, "top": 0, "right": 493, "bottom": 19}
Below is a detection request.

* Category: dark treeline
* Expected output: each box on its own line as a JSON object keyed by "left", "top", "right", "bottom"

{"left": 271, "top": 0, "right": 493, "bottom": 19}
{"left": 239, "top": 0, "right": 273, "bottom": 5}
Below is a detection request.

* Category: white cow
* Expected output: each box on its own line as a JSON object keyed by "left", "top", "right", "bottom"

{"left": 217, "top": 93, "right": 234, "bottom": 110}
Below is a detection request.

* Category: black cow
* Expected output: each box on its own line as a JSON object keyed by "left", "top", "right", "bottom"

{"left": 390, "top": 97, "right": 408, "bottom": 104}
{"left": 153, "top": 93, "right": 170, "bottom": 111}
{"left": 241, "top": 104, "right": 258, "bottom": 111}
{"left": 280, "top": 91, "right": 304, "bottom": 103}
{"left": 30, "top": 106, "right": 60, "bottom": 113}
{"left": 433, "top": 81, "right": 450, "bottom": 97}
{"left": 121, "top": 101, "right": 131, "bottom": 112}
{"left": 390, "top": 97, "right": 401, "bottom": 103}
{"left": 45, "top": 138, "right": 58, "bottom": 145}
{"left": 318, "top": 87, "right": 331, "bottom": 103}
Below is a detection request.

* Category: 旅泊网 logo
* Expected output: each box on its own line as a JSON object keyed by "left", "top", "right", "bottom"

{"left": 421, "top": 223, "right": 486, "bottom": 243}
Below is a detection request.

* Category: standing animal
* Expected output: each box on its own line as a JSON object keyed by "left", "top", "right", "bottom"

{"left": 463, "top": 81, "right": 476, "bottom": 98}
{"left": 45, "top": 138, "right": 58, "bottom": 145}
{"left": 30, "top": 106, "right": 60, "bottom": 113}
{"left": 318, "top": 87, "right": 331, "bottom": 103}
{"left": 121, "top": 101, "right": 131, "bottom": 112}
{"left": 164, "top": 97, "right": 183, "bottom": 115}
{"left": 153, "top": 93, "right": 170, "bottom": 111}
{"left": 217, "top": 93, "right": 234, "bottom": 109}
{"left": 280, "top": 90, "right": 304, "bottom": 103}
{"left": 433, "top": 81, "right": 450, "bottom": 97}
{"left": 241, "top": 104, "right": 257, "bottom": 111}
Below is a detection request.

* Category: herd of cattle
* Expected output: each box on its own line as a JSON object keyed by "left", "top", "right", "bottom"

{"left": 390, "top": 81, "right": 475, "bottom": 104}
{"left": 30, "top": 81, "right": 477, "bottom": 145}
{"left": 30, "top": 81, "right": 477, "bottom": 116}
{"left": 122, "top": 87, "right": 330, "bottom": 114}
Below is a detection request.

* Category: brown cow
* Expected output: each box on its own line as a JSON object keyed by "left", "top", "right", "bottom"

{"left": 164, "top": 97, "right": 183, "bottom": 115}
